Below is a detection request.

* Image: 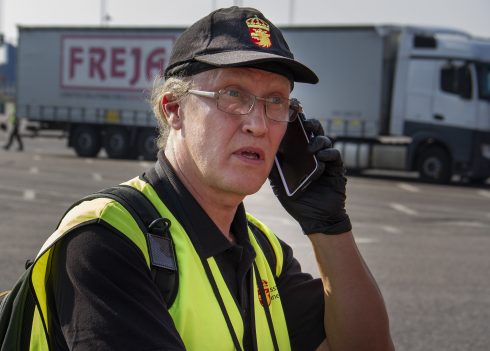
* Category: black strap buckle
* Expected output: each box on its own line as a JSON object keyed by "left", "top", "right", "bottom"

{"left": 148, "top": 218, "right": 171, "bottom": 237}
{"left": 147, "top": 218, "right": 177, "bottom": 271}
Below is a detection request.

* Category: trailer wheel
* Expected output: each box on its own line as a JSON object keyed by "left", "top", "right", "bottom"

{"left": 104, "top": 127, "right": 130, "bottom": 159}
{"left": 72, "top": 126, "right": 101, "bottom": 158}
{"left": 468, "top": 176, "right": 489, "bottom": 185}
{"left": 417, "top": 146, "right": 451, "bottom": 183}
{"left": 137, "top": 129, "right": 158, "bottom": 160}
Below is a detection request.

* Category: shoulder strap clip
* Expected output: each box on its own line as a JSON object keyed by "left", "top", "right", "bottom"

{"left": 147, "top": 218, "right": 177, "bottom": 271}
{"left": 148, "top": 218, "right": 171, "bottom": 238}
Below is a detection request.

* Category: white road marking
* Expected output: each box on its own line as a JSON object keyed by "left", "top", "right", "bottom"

{"left": 381, "top": 225, "right": 402, "bottom": 234}
{"left": 390, "top": 203, "right": 418, "bottom": 216}
{"left": 446, "top": 221, "right": 486, "bottom": 228}
{"left": 291, "top": 243, "right": 312, "bottom": 249}
{"left": 277, "top": 218, "right": 297, "bottom": 226}
{"left": 292, "top": 237, "right": 379, "bottom": 247}
{"left": 92, "top": 173, "right": 103, "bottom": 181}
{"left": 355, "top": 237, "right": 378, "bottom": 244}
{"left": 0, "top": 193, "right": 72, "bottom": 206}
{"left": 259, "top": 215, "right": 298, "bottom": 227}
{"left": 29, "top": 167, "right": 39, "bottom": 174}
{"left": 397, "top": 183, "right": 420, "bottom": 193}
{"left": 139, "top": 161, "right": 151, "bottom": 168}
{"left": 478, "top": 190, "right": 490, "bottom": 199}
{"left": 0, "top": 184, "right": 80, "bottom": 200}
{"left": 0, "top": 194, "right": 26, "bottom": 202}
{"left": 23, "top": 189, "right": 36, "bottom": 200}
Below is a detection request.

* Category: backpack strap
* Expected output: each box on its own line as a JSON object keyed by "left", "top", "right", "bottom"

{"left": 0, "top": 266, "right": 36, "bottom": 350}
{"left": 74, "top": 185, "right": 281, "bottom": 306}
{"left": 80, "top": 185, "right": 179, "bottom": 307}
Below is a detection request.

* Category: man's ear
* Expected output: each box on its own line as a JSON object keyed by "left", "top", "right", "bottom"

{"left": 162, "top": 94, "right": 182, "bottom": 129}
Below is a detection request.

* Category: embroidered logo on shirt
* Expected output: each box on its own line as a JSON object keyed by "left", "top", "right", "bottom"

{"left": 258, "top": 279, "right": 272, "bottom": 306}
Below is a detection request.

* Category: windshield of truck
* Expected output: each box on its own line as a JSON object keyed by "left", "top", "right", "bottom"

{"left": 477, "top": 63, "right": 490, "bottom": 100}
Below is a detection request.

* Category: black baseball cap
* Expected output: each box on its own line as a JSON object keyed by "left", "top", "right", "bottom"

{"left": 164, "top": 6, "right": 319, "bottom": 84}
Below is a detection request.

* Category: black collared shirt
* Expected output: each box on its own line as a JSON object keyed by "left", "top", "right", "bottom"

{"left": 49, "top": 153, "right": 325, "bottom": 350}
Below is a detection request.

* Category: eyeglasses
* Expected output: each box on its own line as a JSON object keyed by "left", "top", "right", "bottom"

{"left": 187, "top": 86, "right": 301, "bottom": 123}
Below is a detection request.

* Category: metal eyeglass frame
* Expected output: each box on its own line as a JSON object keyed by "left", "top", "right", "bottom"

{"left": 187, "top": 88, "right": 302, "bottom": 123}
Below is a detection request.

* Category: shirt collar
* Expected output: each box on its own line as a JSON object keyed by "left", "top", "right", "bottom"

{"left": 145, "top": 151, "right": 251, "bottom": 258}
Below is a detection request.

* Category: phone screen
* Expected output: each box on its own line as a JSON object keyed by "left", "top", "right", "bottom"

{"left": 274, "top": 116, "right": 319, "bottom": 197}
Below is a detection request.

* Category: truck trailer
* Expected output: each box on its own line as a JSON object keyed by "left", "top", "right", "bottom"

{"left": 17, "top": 27, "right": 181, "bottom": 160}
{"left": 16, "top": 25, "right": 490, "bottom": 182}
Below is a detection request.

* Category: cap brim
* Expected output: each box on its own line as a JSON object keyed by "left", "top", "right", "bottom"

{"left": 194, "top": 50, "right": 319, "bottom": 84}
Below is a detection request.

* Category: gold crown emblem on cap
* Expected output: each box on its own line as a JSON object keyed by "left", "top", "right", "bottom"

{"left": 246, "top": 16, "right": 270, "bottom": 31}
{"left": 246, "top": 16, "right": 272, "bottom": 48}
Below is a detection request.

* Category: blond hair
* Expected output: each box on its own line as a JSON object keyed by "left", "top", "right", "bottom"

{"left": 150, "top": 75, "right": 192, "bottom": 148}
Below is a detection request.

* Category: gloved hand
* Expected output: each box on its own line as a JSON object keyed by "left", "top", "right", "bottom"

{"left": 269, "top": 118, "right": 352, "bottom": 235}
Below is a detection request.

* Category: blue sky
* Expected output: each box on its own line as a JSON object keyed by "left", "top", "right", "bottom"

{"left": 1, "top": 0, "right": 490, "bottom": 43}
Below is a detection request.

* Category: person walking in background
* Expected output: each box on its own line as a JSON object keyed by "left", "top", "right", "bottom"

{"left": 3, "top": 107, "right": 23, "bottom": 151}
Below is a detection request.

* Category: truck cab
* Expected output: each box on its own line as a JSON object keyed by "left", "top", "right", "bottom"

{"left": 392, "top": 27, "right": 490, "bottom": 182}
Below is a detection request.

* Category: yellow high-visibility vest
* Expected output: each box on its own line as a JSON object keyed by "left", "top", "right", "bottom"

{"left": 27, "top": 176, "right": 291, "bottom": 350}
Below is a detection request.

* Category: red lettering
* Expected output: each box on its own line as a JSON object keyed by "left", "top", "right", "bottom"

{"left": 111, "top": 47, "right": 126, "bottom": 78}
{"left": 89, "top": 47, "right": 106, "bottom": 80}
{"left": 65, "top": 39, "right": 168, "bottom": 88}
{"left": 69, "top": 47, "right": 84, "bottom": 79}
{"left": 146, "top": 48, "right": 165, "bottom": 80}
{"left": 129, "top": 48, "right": 141, "bottom": 86}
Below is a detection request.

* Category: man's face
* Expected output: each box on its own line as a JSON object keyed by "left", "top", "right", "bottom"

{"left": 171, "top": 67, "right": 290, "bottom": 199}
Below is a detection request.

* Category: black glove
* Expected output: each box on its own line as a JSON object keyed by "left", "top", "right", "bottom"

{"left": 269, "top": 118, "right": 352, "bottom": 235}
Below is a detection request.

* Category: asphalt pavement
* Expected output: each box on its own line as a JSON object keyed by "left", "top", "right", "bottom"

{"left": 1, "top": 136, "right": 489, "bottom": 351}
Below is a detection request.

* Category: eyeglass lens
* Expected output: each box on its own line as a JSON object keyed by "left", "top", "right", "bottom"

{"left": 217, "top": 88, "right": 293, "bottom": 122}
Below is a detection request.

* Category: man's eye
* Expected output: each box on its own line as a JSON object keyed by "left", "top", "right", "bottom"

{"left": 226, "top": 89, "right": 241, "bottom": 98}
{"left": 268, "top": 96, "right": 284, "bottom": 105}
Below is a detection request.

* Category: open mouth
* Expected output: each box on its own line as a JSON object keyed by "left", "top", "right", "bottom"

{"left": 234, "top": 147, "right": 264, "bottom": 161}
{"left": 240, "top": 150, "right": 261, "bottom": 160}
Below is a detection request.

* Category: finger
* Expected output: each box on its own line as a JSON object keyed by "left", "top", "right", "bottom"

{"left": 310, "top": 160, "right": 325, "bottom": 182}
{"left": 302, "top": 118, "right": 324, "bottom": 137}
{"left": 316, "top": 148, "right": 342, "bottom": 163}
{"left": 308, "top": 135, "right": 332, "bottom": 153}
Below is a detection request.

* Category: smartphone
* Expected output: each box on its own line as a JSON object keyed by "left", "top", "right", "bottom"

{"left": 274, "top": 112, "right": 319, "bottom": 197}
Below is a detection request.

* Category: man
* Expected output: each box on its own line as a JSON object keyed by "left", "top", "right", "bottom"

{"left": 29, "top": 6, "right": 394, "bottom": 351}
{"left": 3, "top": 106, "right": 23, "bottom": 151}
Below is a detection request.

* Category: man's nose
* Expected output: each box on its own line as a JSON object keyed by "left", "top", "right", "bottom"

{"left": 242, "top": 100, "right": 269, "bottom": 136}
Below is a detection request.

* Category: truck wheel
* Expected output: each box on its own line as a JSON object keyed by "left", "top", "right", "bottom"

{"left": 137, "top": 129, "right": 158, "bottom": 160}
{"left": 72, "top": 126, "right": 101, "bottom": 157}
{"left": 468, "top": 176, "right": 489, "bottom": 185}
{"left": 417, "top": 146, "right": 451, "bottom": 183}
{"left": 104, "top": 127, "right": 130, "bottom": 159}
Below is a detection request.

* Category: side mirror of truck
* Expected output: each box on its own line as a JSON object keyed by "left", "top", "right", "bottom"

{"left": 457, "top": 66, "right": 472, "bottom": 100}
